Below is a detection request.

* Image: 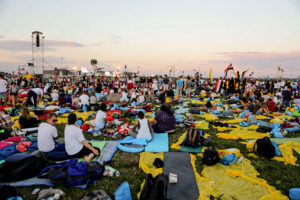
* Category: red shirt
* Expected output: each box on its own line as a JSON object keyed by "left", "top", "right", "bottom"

{"left": 267, "top": 100, "right": 276, "bottom": 112}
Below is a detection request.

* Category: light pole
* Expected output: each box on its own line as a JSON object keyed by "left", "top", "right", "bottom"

{"left": 168, "top": 66, "right": 172, "bottom": 77}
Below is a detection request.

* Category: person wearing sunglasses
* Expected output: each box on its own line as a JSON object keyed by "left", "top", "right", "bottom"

{"left": 37, "top": 113, "right": 69, "bottom": 160}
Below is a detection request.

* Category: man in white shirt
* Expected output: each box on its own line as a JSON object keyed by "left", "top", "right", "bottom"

{"left": 79, "top": 91, "right": 89, "bottom": 106}
{"left": 0, "top": 75, "right": 7, "bottom": 105}
{"left": 38, "top": 113, "right": 68, "bottom": 160}
{"left": 95, "top": 103, "right": 107, "bottom": 130}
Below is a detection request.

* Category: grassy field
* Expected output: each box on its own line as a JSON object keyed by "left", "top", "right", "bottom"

{"left": 17, "top": 113, "right": 300, "bottom": 200}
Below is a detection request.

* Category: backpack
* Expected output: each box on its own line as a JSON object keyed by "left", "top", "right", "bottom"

{"left": 140, "top": 173, "right": 168, "bottom": 200}
{"left": 34, "top": 109, "right": 44, "bottom": 115}
{"left": 190, "top": 109, "right": 201, "bottom": 114}
{"left": 202, "top": 147, "right": 220, "bottom": 166}
{"left": 247, "top": 114, "right": 257, "bottom": 125}
{"left": 256, "top": 126, "right": 272, "bottom": 133}
{"left": 9, "top": 108, "right": 19, "bottom": 117}
{"left": 86, "top": 161, "right": 105, "bottom": 180}
{"left": 206, "top": 101, "right": 212, "bottom": 108}
{"left": 253, "top": 137, "right": 275, "bottom": 159}
{"left": 223, "top": 110, "right": 233, "bottom": 117}
{"left": 181, "top": 128, "right": 203, "bottom": 148}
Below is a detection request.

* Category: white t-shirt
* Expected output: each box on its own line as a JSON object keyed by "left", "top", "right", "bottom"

{"left": 95, "top": 110, "right": 106, "bottom": 129}
{"left": 0, "top": 79, "right": 7, "bottom": 93}
{"left": 152, "top": 84, "right": 158, "bottom": 91}
{"left": 137, "top": 119, "right": 152, "bottom": 141}
{"left": 64, "top": 125, "right": 85, "bottom": 155}
{"left": 32, "top": 88, "right": 43, "bottom": 95}
{"left": 37, "top": 123, "right": 57, "bottom": 152}
{"left": 51, "top": 93, "right": 59, "bottom": 101}
{"left": 79, "top": 94, "right": 89, "bottom": 105}
{"left": 138, "top": 95, "right": 145, "bottom": 104}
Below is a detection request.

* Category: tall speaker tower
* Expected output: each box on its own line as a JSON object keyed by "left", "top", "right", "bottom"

{"left": 31, "top": 31, "right": 44, "bottom": 76}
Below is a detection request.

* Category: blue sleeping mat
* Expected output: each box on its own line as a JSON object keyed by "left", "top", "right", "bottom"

{"left": 117, "top": 137, "right": 147, "bottom": 153}
{"left": 145, "top": 133, "right": 169, "bottom": 152}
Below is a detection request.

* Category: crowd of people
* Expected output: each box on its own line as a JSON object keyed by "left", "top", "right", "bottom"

{"left": 0, "top": 73, "right": 299, "bottom": 162}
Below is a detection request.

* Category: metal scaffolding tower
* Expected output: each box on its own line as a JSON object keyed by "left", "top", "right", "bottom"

{"left": 31, "top": 31, "right": 44, "bottom": 76}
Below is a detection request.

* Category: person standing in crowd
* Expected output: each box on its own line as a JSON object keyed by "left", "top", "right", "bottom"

{"left": 185, "top": 76, "right": 192, "bottom": 99}
{"left": 282, "top": 86, "right": 294, "bottom": 109}
{"left": 9, "top": 81, "right": 19, "bottom": 108}
{"left": 0, "top": 75, "right": 7, "bottom": 105}
{"left": 176, "top": 76, "right": 183, "bottom": 97}
{"left": 163, "top": 75, "right": 169, "bottom": 91}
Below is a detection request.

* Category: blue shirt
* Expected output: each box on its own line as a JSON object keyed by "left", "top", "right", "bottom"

{"left": 177, "top": 79, "right": 183, "bottom": 88}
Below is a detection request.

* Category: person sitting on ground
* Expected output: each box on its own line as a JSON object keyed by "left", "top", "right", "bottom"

{"left": 58, "top": 92, "right": 66, "bottom": 107}
{"left": 152, "top": 105, "right": 176, "bottom": 133}
{"left": 166, "top": 88, "right": 174, "bottom": 98}
{"left": 244, "top": 98, "right": 255, "bottom": 113}
{"left": 51, "top": 89, "right": 59, "bottom": 102}
{"left": 79, "top": 91, "right": 89, "bottom": 107}
{"left": 95, "top": 103, "right": 107, "bottom": 131}
{"left": 137, "top": 91, "right": 145, "bottom": 104}
{"left": 267, "top": 98, "right": 276, "bottom": 112}
{"left": 19, "top": 107, "right": 40, "bottom": 129}
{"left": 65, "top": 113, "right": 99, "bottom": 162}
{"left": 89, "top": 92, "right": 97, "bottom": 107}
{"left": 0, "top": 107, "right": 12, "bottom": 140}
{"left": 129, "top": 111, "right": 152, "bottom": 142}
{"left": 37, "top": 113, "right": 69, "bottom": 160}
{"left": 253, "top": 97, "right": 270, "bottom": 116}
{"left": 65, "top": 94, "right": 72, "bottom": 105}
{"left": 120, "top": 89, "right": 129, "bottom": 102}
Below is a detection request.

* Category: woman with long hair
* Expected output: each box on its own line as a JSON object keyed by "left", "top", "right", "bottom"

{"left": 152, "top": 105, "right": 176, "bottom": 133}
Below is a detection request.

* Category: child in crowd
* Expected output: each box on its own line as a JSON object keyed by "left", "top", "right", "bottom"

{"left": 129, "top": 111, "right": 152, "bottom": 142}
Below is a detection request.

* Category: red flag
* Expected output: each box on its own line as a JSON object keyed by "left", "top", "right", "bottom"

{"left": 224, "top": 63, "right": 234, "bottom": 77}
{"left": 224, "top": 63, "right": 233, "bottom": 73}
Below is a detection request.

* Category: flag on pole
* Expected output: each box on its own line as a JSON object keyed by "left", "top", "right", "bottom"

{"left": 242, "top": 69, "right": 249, "bottom": 78}
{"left": 215, "top": 79, "right": 221, "bottom": 93}
{"left": 209, "top": 68, "right": 212, "bottom": 81}
{"left": 18, "top": 65, "right": 21, "bottom": 74}
{"left": 224, "top": 63, "right": 234, "bottom": 77}
{"left": 249, "top": 72, "right": 254, "bottom": 77}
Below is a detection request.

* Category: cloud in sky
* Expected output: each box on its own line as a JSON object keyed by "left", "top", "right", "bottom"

{"left": 90, "top": 43, "right": 101, "bottom": 46}
{"left": 110, "top": 35, "right": 122, "bottom": 44}
{"left": 0, "top": 39, "right": 84, "bottom": 51}
{"left": 214, "top": 51, "right": 300, "bottom": 72}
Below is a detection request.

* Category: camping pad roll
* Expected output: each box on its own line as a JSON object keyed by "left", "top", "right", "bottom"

{"left": 97, "top": 140, "right": 119, "bottom": 164}
{"left": 163, "top": 152, "right": 199, "bottom": 200}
